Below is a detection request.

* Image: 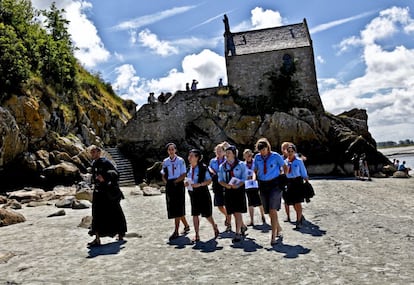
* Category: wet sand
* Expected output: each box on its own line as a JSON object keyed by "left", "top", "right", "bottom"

{"left": 1, "top": 177, "right": 414, "bottom": 284}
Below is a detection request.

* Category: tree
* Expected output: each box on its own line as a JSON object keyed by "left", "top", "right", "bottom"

{"left": 40, "top": 2, "right": 77, "bottom": 91}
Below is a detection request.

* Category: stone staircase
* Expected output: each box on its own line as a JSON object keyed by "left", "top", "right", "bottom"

{"left": 105, "top": 147, "right": 136, "bottom": 187}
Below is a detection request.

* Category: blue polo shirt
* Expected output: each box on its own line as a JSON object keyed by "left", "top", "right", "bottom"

{"left": 218, "top": 160, "right": 247, "bottom": 183}
{"left": 187, "top": 165, "right": 212, "bottom": 183}
{"left": 285, "top": 157, "right": 308, "bottom": 179}
{"left": 254, "top": 151, "right": 284, "bottom": 181}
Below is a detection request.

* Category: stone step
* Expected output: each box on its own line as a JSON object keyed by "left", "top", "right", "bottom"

{"left": 105, "top": 147, "right": 136, "bottom": 186}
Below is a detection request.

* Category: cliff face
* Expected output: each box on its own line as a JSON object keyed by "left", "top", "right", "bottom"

{"left": 0, "top": 77, "right": 136, "bottom": 190}
{"left": 118, "top": 88, "right": 390, "bottom": 180}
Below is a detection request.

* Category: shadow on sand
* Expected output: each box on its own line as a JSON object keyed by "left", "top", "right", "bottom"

{"left": 267, "top": 236, "right": 311, "bottom": 258}
{"left": 87, "top": 240, "right": 127, "bottom": 258}
{"left": 294, "top": 219, "right": 327, "bottom": 237}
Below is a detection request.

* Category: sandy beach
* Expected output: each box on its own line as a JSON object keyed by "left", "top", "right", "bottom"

{"left": 1, "top": 177, "right": 414, "bottom": 284}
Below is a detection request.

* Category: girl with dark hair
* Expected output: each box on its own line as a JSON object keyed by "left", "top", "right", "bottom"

{"left": 218, "top": 145, "right": 248, "bottom": 243}
{"left": 284, "top": 144, "right": 309, "bottom": 229}
{"left": 161, "top": 143, "right": 190, "bottom": 241}
{"left": 185, "top": 149, "right": 219, "bottom": 242}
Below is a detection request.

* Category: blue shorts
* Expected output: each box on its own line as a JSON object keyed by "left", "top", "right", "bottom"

{"left": 258, "top": 178, "right": 282, "bottom": 213}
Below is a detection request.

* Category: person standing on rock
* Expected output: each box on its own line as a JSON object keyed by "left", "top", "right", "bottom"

{"left": 218, "top": 145, "right": 248, "bottom": 243}
{"left": 254, "top": 138, "right": 285, "bottom": 245}
{"left": 185, "top": 149, "right": 219, "bottom": 242}
{"left": 88, "top": 145, "right": 127, "bottom": 247}
{"left": 284, "top": 144, "right": 309, "bottom": 230}
{"left": 161, "top": 143, "right": 191, "bottom": 241}
{"left": 209, "top": 142, "right": 232, "bottom": 232}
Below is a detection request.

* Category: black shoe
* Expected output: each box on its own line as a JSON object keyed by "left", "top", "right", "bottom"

{"left": 232, "top": 234, "right": 241, "bottom": 243}
{"left": 168, "top": 231, "right": 179, "bottom": 241}
{"left": 182, "top": 225, "right": 190, "bottom": 234}
{"left": 295, "top": 219, "right": 303, "bottom": 230}
{"left": 241, "top": 225, "right": 248, "bottom": 236}
{"left": 225, "top": 221, "right": 232, "bottom": 232}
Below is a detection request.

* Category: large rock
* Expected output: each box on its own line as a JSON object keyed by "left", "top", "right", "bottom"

{"left": 0, "top": 208, "right": 26, "bottom": 226}
{"left": 42, "top": 162, "right": 81, "bottom": 185}
{"left": 8, "top": 188, "right": 46, "bottom": 202}
{"left": 0, "top": 107, "right": 28, "bottom": 168}
{"left": 119, "top": 89, "right": 391, "bottom": 178}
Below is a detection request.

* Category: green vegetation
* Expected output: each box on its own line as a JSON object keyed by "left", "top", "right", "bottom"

{"left": 0, "top": 0, "right": 131, "bottom": 121}
{"left": 0, "top": 0, "right": 77, "bottom": 100}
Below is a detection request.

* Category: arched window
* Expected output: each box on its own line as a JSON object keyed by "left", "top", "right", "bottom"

{"left": 282, "top": 54, "right": 294, "bottom": 73}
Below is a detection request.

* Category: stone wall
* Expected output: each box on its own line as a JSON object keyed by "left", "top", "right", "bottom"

{"left": 226, "top": 46, "right": 324, "bottom": 113}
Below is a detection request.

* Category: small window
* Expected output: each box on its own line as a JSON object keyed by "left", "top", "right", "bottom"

{"left": 282, "top": 54, "right": 294, "bottom": 73}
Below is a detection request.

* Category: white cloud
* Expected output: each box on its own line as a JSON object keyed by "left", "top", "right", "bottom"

{"left": 31, "top": 0, "right": 110, "bottom": 68}
{"left": 137, "top": 29, "right": 179, "bottom": 57}
{"left": 114, "top": 49, "right": 226, "bottom": 105}
{"left": 316, "top": 55, "right": 325, "bottom": 64}
{"left": 321, "top": 6, "right": 414, "bottom": 141}
{"left": 112, "top": 5, "right": 197, "bottom": 31}
{"left": 250, "top": 7, "right": 284, "bottom": 29}
{"left": 310, "top": 10, "right": 377, "bottom": 34}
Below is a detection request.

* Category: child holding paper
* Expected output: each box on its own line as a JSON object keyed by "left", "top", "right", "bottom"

{"left": 218, "top": 145, "right": 248, "bottom": 243}
{"left": 242, "top": 149, "right": 266, "bottom": 226}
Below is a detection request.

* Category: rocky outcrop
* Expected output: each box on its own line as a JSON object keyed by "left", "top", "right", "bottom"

{"left": 0, "top": 80, "right": 136, "bottom": 190}
{"left": 119, "top": 88, "right": 391, "bottom": 178}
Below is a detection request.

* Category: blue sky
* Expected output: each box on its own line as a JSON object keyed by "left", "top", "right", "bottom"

{"left": 31, "top": 0, "right": 414, "bottom": 142}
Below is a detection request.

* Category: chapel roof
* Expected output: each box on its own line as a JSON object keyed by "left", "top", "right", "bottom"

{"left": 229, "top": 20, "right": 311, "bottom": 56}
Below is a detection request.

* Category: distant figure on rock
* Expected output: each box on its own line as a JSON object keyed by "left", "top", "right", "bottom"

{"left": 158, "top": 92, "right": 166, "bottom": 103}
{"left": 218, "top": 78, "right": 223, "bottom": 87}
{"left": 394, "top": 159, "right": 400, "bottom": 169}
{"left": 398, "top": 161, "right": 411, "bottom": 176}
{"left": 185, "top": 82, "right": 190, "bottom": 91}
{"left": 191, "top": 79, "right": 198, "bottom": 91}
{"left": 87, "top": 145, "right": 127, "bottom": 248}
{"left": 148, "top": 92, "right": 156, "bottom": 104}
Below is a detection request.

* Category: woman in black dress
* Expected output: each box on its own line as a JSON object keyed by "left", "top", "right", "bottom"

{"left": 88, "top": 145, "right": 127, "bottom": 247}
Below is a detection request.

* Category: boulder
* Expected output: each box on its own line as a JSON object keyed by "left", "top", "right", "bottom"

{"left": 72, "top": 199, "right": 92, "bottom": 209}
{"left": 0, "top": 208, "right": 26, "bottom": 226}
{"left": 0, "top": 196, "right": 7, "bottom": 204}
{"left": 142, "top": 186, "right": 162, "bottom": 196}
{"left": 2, "top": 199, "right": 22, "bottom": 210}
{"left": 8, "top": 188, "right": 45, "bottom": 202}
{"left": 393, "top": 171, "right": 409, "bottom": 178}
{"left": 43, "top": 162, "right": 81, "bottom": 185}
{"left": 75, "top": 189, "right": 93, "bottom": 202}
{"left": 55, "top": 196, "right": 75, "bottom": 208}
{"left": 0, "top": 107, "right": 28, "bottom": 168}
{"left": 78, "top": 216, "right": 92, "bottom": 229}
{"left": 47, "top": 209, "right": 66, "bottom": 217}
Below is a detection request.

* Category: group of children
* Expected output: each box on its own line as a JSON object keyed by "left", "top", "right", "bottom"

{"left": 161, "top": 138, "right": 309, "bottom": 246}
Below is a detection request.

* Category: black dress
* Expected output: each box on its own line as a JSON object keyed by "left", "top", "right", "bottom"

{"left": 91, "top": 157, "right": 127, "bottom": 237}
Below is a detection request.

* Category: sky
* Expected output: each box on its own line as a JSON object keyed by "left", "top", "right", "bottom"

{"left": 30, "top": 0, "right": 414, "bottom": 143}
